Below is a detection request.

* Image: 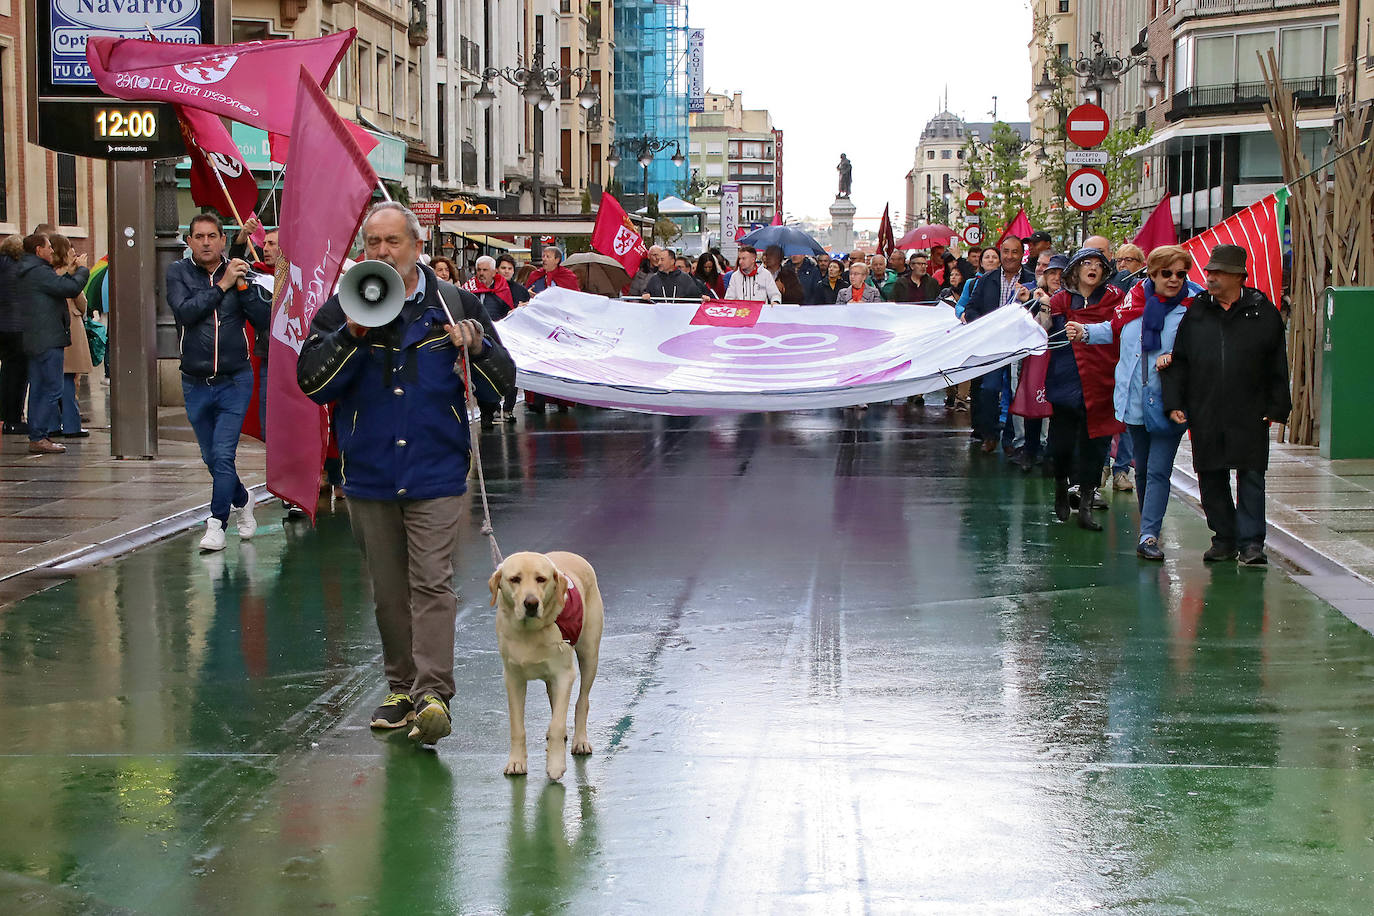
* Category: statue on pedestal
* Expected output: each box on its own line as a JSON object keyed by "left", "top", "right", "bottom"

{"left": 836, "top": 154, "right": 852, "bottom": 198}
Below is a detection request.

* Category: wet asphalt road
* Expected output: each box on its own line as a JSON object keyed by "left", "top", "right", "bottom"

{"left": 2, "top": 406, "right": 1373, "bottom": 914}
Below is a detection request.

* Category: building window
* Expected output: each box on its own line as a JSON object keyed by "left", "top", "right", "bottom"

{"left": 957, "top": 149, "right": 964, "bottom": 159}
{"left": 940, "top": 149, "right": 952, "bottom": 159}
{"left": 926, "top": 150, "right": 935, "bottom": 160}
{"left": 57, "top": 154, "right": 78, "bottom": 226}
{"left": 436, "top": 0, "right": 446, "bottom": 57}
{"left": 359, "top": 46, "right": 372, "bottom": 107}
{"left": 1056, "top": 43, "right": 1069, "bottom": 62}
{"left": 1058, "top": 0, "right": 1069, "bottom": 11}
{"left": 437, "top": 85, "right": 447, "bottom": 180}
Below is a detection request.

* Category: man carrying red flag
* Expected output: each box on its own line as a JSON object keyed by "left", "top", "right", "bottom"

{"left": 299, "top": 203, "right": 515, "bottom": 746}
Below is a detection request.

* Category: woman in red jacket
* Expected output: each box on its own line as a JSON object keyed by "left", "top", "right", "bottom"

{"left": 1042, "top": 248, "right": 1126, "bottom": 530}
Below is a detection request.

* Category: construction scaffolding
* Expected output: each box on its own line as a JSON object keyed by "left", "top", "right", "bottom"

{"left": 613, "top": 0, "right": 690, "bottom": 201}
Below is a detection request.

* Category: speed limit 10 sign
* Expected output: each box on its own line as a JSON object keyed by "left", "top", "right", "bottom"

{"left": 963, "top": 224, "right": 983, "bottom": 246}
{"left": 1066, "top": 167, "right": 1109, "bottom": 212}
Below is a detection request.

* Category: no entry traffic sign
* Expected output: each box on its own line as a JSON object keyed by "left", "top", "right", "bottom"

{"left": 1065, "top": 103, "right": 1110, "bottom": 149}
{"left": 1066, "top": 167, "right": 1109, "bottom": 211}
{"left": 965, "top": 191, "right": 985, "bottom": 214}
{"left": 963, "top": 224, "right": 983, "bottom": 246}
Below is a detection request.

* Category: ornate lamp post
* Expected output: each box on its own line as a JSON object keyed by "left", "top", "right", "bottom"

{"left": 606, "top": 135, "right": 685, "bottom": 215}
{"left": 473, "top": 37, "right": 599, "bottom": 255}
{"left": 1034, "top": 31, "right": 1165, "bottom": 106}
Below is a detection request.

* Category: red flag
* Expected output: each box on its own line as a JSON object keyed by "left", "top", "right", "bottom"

{"left": 1132, "top": 194, "right": 1178, "bottom": 257}
{"left": 268, "top": 67, "right": 379, "bottom": 521}
{"left": 269, "top": 120, "right": 378, "bottom": 164}
{"left": 1181, "top": 192, "right": 1285, "bottom": 309}
{"left": 86, "top": 31, "right": 354, "bottom": 136}
{"left": 177, "top": 107, "right": 260, "bottom": 227}
{"left": 995, "top": 208, "right": 1035, "bottom": 248}
{"left": 591, "top": 193, "right": 648, "bottom": 276}
{"left": 770, "top": 211, "right": 784, "bottom": 226}
{"left": 690, "top": 300, "right": 765, "bottom": 328}
{"left": 876, "top": 205, "right": 895, "bottom": 257}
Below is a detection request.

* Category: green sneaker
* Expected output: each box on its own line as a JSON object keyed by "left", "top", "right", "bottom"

{"left": 370, "top": 693, "right": 415, "bottom": 729}
{"left": 408, "top": 695, "right": 452, "bottom": 744}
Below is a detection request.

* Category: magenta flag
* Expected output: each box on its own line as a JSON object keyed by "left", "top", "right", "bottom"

{"left": 267, "top": 68, "right": 379, "bottom": 521}
{"left": 995, "top": 208, "right": 1035, "bottom": 248}
{"left": 1132, "top": 195, "right": 1178, "bottom": 256}
{"left": 86, "top": 31, "right": 354, "bottom": 136}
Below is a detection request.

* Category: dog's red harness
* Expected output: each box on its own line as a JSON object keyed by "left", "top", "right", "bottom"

{"left": 556, "top": 579, "right": 584, "bottom": 645}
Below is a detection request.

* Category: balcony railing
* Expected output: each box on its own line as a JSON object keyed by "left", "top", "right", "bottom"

{"left": 1167, "top": 74, "right": 1335, "bottom": 120}
{"left": 1171, "top": 0, "right": 1335, "bottom": 19}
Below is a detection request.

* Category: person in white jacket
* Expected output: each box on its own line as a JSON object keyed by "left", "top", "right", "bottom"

{"left": 724, "top": 245, "right": 781, "bottom": 304}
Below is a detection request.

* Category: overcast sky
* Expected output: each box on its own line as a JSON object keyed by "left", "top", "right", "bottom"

{"left": 687, "top": 0, "right": 1033, "bottom": 227}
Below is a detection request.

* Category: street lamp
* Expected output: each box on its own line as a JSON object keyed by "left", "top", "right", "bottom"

{"left": 609, "top": 135, "right": 685, "bottom": 213}
{"left": 473, "top": 37, "right": 601, "bottom": 254}
{"left": 1036, "top": 32, "right": 1165, "bottom": 106}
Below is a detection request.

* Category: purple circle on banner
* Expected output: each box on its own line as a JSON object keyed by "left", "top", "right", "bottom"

{"left": 658, "top": 323, "right": 894, "bottom": 367}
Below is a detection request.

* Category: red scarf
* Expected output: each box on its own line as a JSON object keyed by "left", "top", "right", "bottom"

{"left": 528, "top": 265, "right": 581, "bottom": 291}
{"left": 462, "top": 273, "right": 514, "bottom": 309}
{"left": 849, "top": 284, "right": 865, "bottom": 303}
{"left": 556, "top": 580, "right": 585, "bottom": 645}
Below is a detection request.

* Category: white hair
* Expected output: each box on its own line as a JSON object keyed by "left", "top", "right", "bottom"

{"left": 362, "top": 201, "right": 423, "bottom": 241}
{"left": 475, "top": 255, "right": 496, "bottom": 269}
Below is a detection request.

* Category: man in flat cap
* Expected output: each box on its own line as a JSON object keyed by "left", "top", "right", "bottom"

{"left": 1162, "top": 244, "right": 1291, "bottom": 565}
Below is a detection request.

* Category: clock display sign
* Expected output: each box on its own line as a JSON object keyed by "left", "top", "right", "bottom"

{"left": 27, "top": 0, "right": 216, "bottom": 159}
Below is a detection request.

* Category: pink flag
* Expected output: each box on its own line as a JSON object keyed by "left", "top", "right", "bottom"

{"left": 770, "top": 211, "right": 784, "bottom": 226}
{"left": 86, "top": 31, "right": 354, "bottom": 136}
{"left": 268, "top": 121, "right": 378, "bottom": 163}
{"left": 1181, "top": 191, "right": 1286, "bottom": 309}
{"left": 1132, "top": 195, "right": 1178, "bottom": 256}
{"left": 995, "top": 208, "right": 1034, "bottom": 248}
{"left": 177, "top": 107, "right": 261, "bottom": 230}
{"left": 267, "top": 68, "right": 379, "bottom": 521}
{"left": 690, "top": 300, "right": 765, "bottom": 328}
{"left": 591, "top": 193, "right": 648, "bottom": 276}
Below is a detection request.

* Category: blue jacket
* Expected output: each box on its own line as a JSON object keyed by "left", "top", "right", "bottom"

{"left": 1082, "top": 279, "right": 1201, "bottom": 426}
{"left": 17, "top": 254, "right": 90, "bottom": 355}
{"left": 296, "top": 264, "right": 515, "bottom": 501}
{"left": 963, "top": 265, "right": 1035, "bottom": 323}
{"left": 166, "top": 256, "right": 270, "bottom": 378}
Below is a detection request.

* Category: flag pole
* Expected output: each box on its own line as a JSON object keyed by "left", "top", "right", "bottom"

{"left": 198, "top": 142, "right": 261, "bottom": 262}
{"left": 1283, "top": 137, "right": 1369, "bottom": 189}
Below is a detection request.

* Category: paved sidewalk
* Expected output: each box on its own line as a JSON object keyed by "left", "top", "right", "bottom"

{"left": 0, "top": 378, "right": 266, "bottom": 608}
{"left": 1172, "top": 430, "right": 1374, "bottom": 631}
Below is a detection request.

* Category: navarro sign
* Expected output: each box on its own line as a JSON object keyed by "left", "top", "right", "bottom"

{"left": 49, "top": 0, "right": 205, "bottom": 86}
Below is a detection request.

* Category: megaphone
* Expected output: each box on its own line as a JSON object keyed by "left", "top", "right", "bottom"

{"left": 338, "top": 259, "right": 405, "bottom": 327}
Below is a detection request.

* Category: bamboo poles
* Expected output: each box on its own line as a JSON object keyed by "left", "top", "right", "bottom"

{"left": 1258, "top": 50, "right": 1374, "bottom": 445}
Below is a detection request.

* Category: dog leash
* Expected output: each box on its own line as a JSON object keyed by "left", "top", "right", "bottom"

{"left": 458, "top": 347, "right": 504, "bottom": 569}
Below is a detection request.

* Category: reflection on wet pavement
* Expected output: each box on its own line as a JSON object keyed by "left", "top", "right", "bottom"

{"left": 2, "top": 407, "right": 1373, "bottom": 913}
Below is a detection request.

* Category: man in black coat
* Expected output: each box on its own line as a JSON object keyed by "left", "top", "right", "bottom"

{"left": 1162, "top": 244, "right": 1291, "bottom": 565}
{"left": 642, "top": 247, "right": 709, "bottom": 301}
{"left": 17, "top": 233, "right": 89, "bottom": 454}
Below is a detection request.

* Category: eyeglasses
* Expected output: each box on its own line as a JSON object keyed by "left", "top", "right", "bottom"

{"left": 1156, "top": 269, "right": 1187, "bottom": 279}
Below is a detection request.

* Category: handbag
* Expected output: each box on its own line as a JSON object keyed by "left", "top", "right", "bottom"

{"left": 85, "top": 316, "right": 108, "bottom": 367}
{"left": 1010, "top": 351, "right": 1053, "bottom": 419}
{"left": 1141, "top": 323, "right": 1184, "bottom": 434}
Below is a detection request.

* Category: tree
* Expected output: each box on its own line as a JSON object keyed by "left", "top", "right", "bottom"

{"left": 963, "top": 122, "right": 1034, "bottom": 244}
{"left": 652, "top": 216, "right": 682, "bottom": 246}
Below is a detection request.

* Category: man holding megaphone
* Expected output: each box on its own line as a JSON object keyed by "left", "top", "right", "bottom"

{"left": 298, "top": 202, "right": 515, "bottom": 745}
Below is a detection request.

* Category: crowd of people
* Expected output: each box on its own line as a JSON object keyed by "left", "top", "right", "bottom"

{"left": 0, "top": 226, "right": 102, "bottom": 455}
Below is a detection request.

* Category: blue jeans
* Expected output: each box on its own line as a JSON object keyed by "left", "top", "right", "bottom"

{"left": 1127, "top": 425, "right": 1183, "bottom": 543}
{"left": 26, "top": 348, "right": 64, "bottom": 442}
{"left": 61, "top": 373, "right": 82, "bottom": 433}
{"left": 1112, "top": 431, "right": 1134, "bottom": 473}
{"left": 182, "top": 370, "right": 253, "bottom": 523}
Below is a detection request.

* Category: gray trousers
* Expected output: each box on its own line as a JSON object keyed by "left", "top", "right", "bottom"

{"left": 348, "top": 496, "right": 463, "bottom": 703}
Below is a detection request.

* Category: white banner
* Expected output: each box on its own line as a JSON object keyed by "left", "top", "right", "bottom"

{"left": 499, "top": 289, "right": 1048, "bottom": 415}
{"left": 720, "top": 182, "right": 739, "bottom": 260}
{"left": 687, "top": 30, "right": 705, "bottom": 113}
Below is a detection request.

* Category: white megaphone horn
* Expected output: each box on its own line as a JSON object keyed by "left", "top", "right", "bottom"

{"left": 338, "top": 259, "right": 406, "bottom": 328}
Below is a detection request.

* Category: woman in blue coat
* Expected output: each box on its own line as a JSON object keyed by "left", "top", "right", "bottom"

{"left": 1066, "top": 245, "right": 1201, "bottom": 560}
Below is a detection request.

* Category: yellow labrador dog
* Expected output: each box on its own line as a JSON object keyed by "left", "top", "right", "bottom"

{"left": 489, "top": 551, "right": 604, "bottom": 780}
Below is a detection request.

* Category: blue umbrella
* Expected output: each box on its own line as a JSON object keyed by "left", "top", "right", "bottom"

{"left": 737, "top": 225, "right": 826, "bottom": 257}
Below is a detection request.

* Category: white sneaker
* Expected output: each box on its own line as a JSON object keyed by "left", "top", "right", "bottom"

{"left": 236, "top": 501, "right": 257, "bottom": 539}
{"left": 199, "top": 518, "right": 227, "bottom": 552}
